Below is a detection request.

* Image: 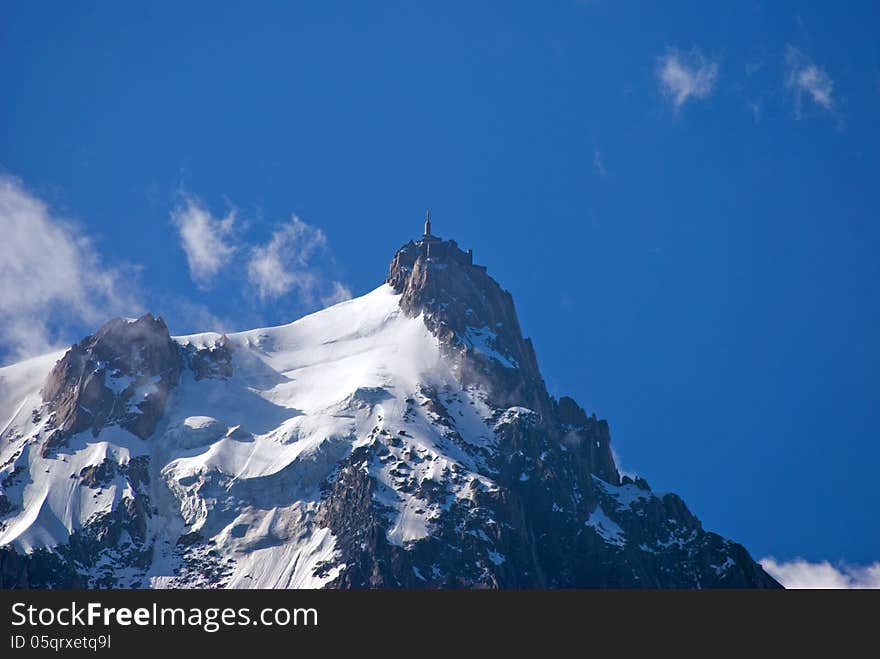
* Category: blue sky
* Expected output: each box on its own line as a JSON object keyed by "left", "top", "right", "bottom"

{"left": 1, "top": 2, "right": 878, "bottom": 575}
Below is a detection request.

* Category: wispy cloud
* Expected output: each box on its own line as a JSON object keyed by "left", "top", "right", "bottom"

{"left": 657, "top": 47, "right": 718, "bottom": 111}
{"left": 761, "top": 557, "right": 880, "bottom": 589}
{"left": 748, "top": 100, "right": 762, "bottom": 124}
{"left": 593, "top": 147, "right": 607, "bottom": 177}
{"left": 321, "top": 281, "right": 353, "bottom": 307}
{"left": 745, "top": 59, "right": 765, "bottom": 77}
{"left": 247, "top": 216, "right": 331, "bottom": 304}
{"left": 171, "top": 196, "right": 237, "bottom": 288}
{"left": 0, "top": 176, "right": 350, "bottom": 365}
{"left": 156, "top": 295, "right": 235, "bottom": 337}
{"left": 0, "top": 176, "right": 140, "bottom": 363}
{"left": 171, "top": 193, "right": 350, "bottom": 315}
{"left": 784, "top": 47, "right": 834, "bottom": 118}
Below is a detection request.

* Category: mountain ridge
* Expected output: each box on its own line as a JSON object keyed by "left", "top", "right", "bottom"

{"left": 0, "top": 231, "right": 781, "bottom": 588}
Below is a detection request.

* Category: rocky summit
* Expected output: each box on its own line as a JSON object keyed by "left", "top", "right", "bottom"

{"left": 0, "top": 228, "right": 780, "bottom": 588}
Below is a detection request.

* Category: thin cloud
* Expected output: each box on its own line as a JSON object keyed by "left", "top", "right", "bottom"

{"left": 0, "top": 176, "right": 141, "bottom": 363}
{"left": 761, "top": 557, "right": 880, "bottom": 589}
{"left": 247, "top": 216, "right": 330, "bottom": 304}
{"left": 0, "top": 179, "right": 351, "bottom": 365}
{"left": 657, "top": 47, "right": 718, "bottom": 111}
{"left": 172, "top": 190, "right": 351, "bottom": 316}
{"left": 745, "top": 59, "right": 765, "bottom": 77}
{"left": 171, "top": 196, "right": 237, "bottom": 288}
{"left": 322, "top": 281, "right": 353, "bottom": 307}
{"left": 610, "top": 447, "right": 638, "bottom": 481}
{"left": 593, "top": 147, "right": 607, "bottom": 177}
{"left": 748, "top": 100, "right": 762, "bottom": 124}
{"left": 156, "top": 295, "right": 237, "bottom": 337}
{"left": 784, "top": 47, "right": 834, "bottom": 118}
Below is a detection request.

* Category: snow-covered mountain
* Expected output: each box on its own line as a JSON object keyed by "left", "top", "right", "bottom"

{"left": 0, "top": 232, "right": 780, "bottom": 588}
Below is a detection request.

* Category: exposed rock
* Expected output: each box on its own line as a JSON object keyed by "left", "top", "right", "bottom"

{"left": 53, "top": 456, "right": 154, "bottom": 588}
{"left": 317, "top": 396, "right": 778, "bottom": 588}
{"left": 40, "top": 313, "right": 182, "bottom": 455}
{"left": 0, "top": 493, "right": 13, "bottom": 516}
{"left": 1, "top": 465, "right": 25, "bottom": 489}
{"left": 79, "top": 458, "right": 117, "bottom": 489}
{"left": 557, "top": 396, "right": 620, "bottom": 486}
{"left": 312, "top": 232, "right": 780, "bottom": 589}
{"left": 0, "top": 545, "right": 83, "bottom": 589}
{"left": 1, "top": 231, "right": 780, "bottom": 589}
{"left": 125, "top": 455, "right": 150, "bottom": 489}
{"left": 388, "top": 237, "right": 553, "bottom": 418}
{"left": 185, "top": 335, "right": 234, "bottom": 381}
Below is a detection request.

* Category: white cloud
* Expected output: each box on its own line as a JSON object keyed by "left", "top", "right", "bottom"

{"left": 156, "top": 295, "right": 235, "bottom": 337}
{"left": 657, "top": 47, "right": 718, "bottom": 111}
{"left": 761, "top": 557, "right": 880, "bottom": 589}
{"left": 171, "top": 196, "right": 237, "bottom": 288}
{"left": 785, "top": 47, "right": 834, "bottom": 118}
{"left": 593, "top": 147, "right": 607, "bottom": 177}
{"left": 247, "top": 216, "right": 329, "bottom": 303}
{"left": 322, "top": 281, "right": 353, "bottom": 307}
{"left": 173, "top": 191, "right": 351, "bottom": 313}
{"left": 0, "top": 180, "right": 351, "bottom": 364}
{"left": 610, "top": 446, "right": 638, "bottom": 481}
{"left": 0, "top": 176, "right": 140, "bottom": 362}
{"left": 748, "top": 100, "right": 762, "bottom": 124}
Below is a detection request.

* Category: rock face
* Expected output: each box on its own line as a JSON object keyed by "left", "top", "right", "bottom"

{"left": 0, "top": 231, "right": 780, "bottom": 589}
{"left": 388, "top": 237, "right": 551, "bottom": 418}
{"left": 1, "top": 316, "right": 206, "bottom": 588}
{"left": 309, "top": 235, "right": 779, "bottom": 587}
{"left": 40, "top": 314, "right": 182, "bottom": 456}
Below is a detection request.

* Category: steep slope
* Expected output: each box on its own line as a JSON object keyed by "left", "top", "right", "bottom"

{"left": 0, "top": 232, "right": 780, "bottom": 588}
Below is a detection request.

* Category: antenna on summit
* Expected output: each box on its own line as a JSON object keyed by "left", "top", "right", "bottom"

{"left": 424, "top": 209, "right": 432, "bottom": 237}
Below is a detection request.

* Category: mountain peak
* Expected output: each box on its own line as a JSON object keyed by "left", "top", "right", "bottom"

{"left": 0, "top": 227, "right": 781, "bottom": 589}
{"left": 39, "top": 313, "right": 182, "bottom": 455}
{"left": 387, "top": 233, "right": 551, "bottom": 417}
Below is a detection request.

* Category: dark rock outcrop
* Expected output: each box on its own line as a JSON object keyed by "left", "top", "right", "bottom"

{"left": 388, "top": 237, "right": 553, "bottom": 418}
{"left": 314, "top": 233, "right": 780, "bottom": 589}
{"left": 0, "top": 545, "right": 84, "bottom": 589}
{"left": 79, "top": 458, "right": 117, "bottom": 489}
{"left": 40, "top": 313, "right": 182, "bottom": 455}
{"left": 185, "top": 335, "right": 234, "bottom": 381}
{"left": 2, "top": 231, "right": 781, "bottom": 589}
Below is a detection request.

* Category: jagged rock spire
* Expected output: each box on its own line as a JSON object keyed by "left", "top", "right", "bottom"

{"left": 387, "top": 235, "right": 552, "bottom": 419}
